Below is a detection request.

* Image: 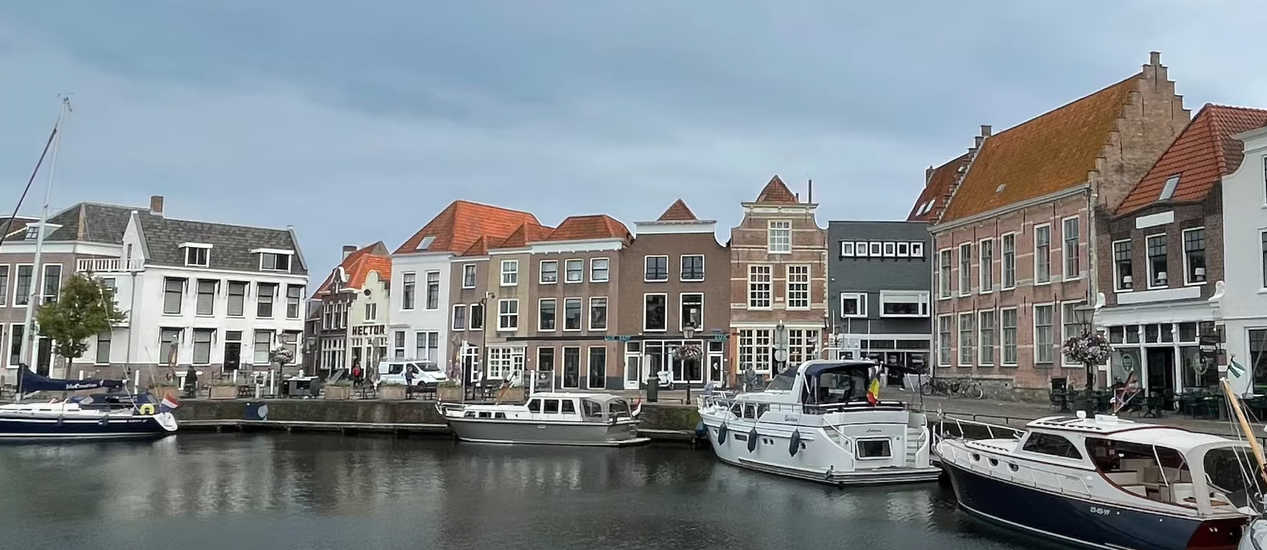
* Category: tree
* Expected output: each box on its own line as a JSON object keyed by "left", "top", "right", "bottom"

{"left": 35, "top": 272, "right": 126, "bottom": 372}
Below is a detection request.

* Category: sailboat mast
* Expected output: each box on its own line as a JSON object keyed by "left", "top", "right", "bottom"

{"left": 16, "top": 97, "right": 72, "bottom": 390}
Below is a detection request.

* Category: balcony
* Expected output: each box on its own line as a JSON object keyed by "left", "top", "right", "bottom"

{"left": 77, "top": 258, "right": 144, "bottom": 273}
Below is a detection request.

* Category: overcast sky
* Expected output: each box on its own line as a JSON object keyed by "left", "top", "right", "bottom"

{"left": 1, "top": 1, "right": 1264, "bottom": 275}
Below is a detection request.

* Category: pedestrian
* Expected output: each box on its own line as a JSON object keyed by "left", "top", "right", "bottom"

{"left": 184, "top": 365, "right": 198, "bottom": 399}
{"left": 351, "top": 358, "right": 362, "bottom": 388}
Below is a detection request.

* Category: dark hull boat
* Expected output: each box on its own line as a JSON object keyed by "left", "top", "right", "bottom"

{"left": 0, "top": 368, "right": 179, "bottom": 442}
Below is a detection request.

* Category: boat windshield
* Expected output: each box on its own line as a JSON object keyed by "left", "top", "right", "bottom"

{"left": 1203, "top": 445, "right": 1265, "bottom": 510}
{"left": 765, "top": 367, "right": 798, "bottom": 392}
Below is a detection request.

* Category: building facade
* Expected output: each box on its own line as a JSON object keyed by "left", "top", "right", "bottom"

{"left": 827, "top": 221, "right": 933, "bottom": 382}
{"left": 312, "top": 242, "right": 391, "bottom": 375}
{"left": 925, "top": 52, "right": 1189, "bottom": 391}
{"left": 1097, "top": 104, "right": 1267, "bottom": 396}
{"left": 728, "top": 176, "right": 829, "bottom": 379}
{"left": 1214, "top": 124, "right": 1267, "bottom": 395}
{"left": 618, "top": 200, "right": 730, "bottom": 389}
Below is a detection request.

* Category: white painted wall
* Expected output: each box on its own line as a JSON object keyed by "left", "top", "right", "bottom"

{"left": 1216, "top": 128, "right": 1267, "bottom": 395}
{"left": 389, "top": 251, "right": 452, "bottom": 367}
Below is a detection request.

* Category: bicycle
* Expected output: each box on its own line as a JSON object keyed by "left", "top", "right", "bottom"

{"left": 920, "top": 377, "right": 951, "bottom": 397}
{"left": 956, "top": 379, "right": 986, "bottom": 400}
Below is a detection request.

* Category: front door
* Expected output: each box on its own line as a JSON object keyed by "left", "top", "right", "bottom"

{"left": 708, "top": 355, "right": 723, "bottom": 387}
{"left": 624, "top": 355, "right": 640, "bottom": 389}
{"left": 224, "top": 342, "right": 241, "bottom": 371}
{"left": 36, "top": 337, "right": 52, "bottom": 376}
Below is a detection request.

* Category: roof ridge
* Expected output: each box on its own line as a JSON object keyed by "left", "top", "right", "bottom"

{"left": 454, "top": 199, "right": 535, "bottom": 216}
{"left": 147, "top": 214, "right": 296, "bottom": 234}
{"left": 987, "top": 74, "right": 1140, "bottom": 140}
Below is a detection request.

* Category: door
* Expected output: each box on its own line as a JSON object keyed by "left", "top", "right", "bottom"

{"left": 36, "top": 337, "right": 52, "bottom": 376}
{"left": 1145, "top": 347, "right": 1175, "bottom": 396}
{"left": 624, "top": 355, "right": 640, "bottom": 389}
{"left": 224, "top": 343, "right": 241, "bottom": 371}
{"left": 708, "top": 355, "right": 723, "bottom": 387}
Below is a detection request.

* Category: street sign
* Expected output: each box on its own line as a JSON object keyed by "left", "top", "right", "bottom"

{"left": 712, "top": 333, "right": 730, "bottom": 341}
{"left": 774, "top": 349, "right": 788, "bottom": 363}
{"left": 603, "top": 335, "right": 633, "bottom": 342}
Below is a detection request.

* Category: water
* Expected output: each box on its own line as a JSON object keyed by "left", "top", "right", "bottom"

{"left": 0, "top": 434, "right": 1072, "bottom": 550}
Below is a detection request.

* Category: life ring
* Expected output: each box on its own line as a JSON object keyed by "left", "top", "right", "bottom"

{"left": 789, "top": 429, "right": 802, "bottom": 457}
{"left": 138, "top": 404, "right": 156, "bottom": 415}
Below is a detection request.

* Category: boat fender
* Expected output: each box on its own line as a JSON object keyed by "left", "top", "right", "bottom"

{"left": 718, "top": 422, "right": 728, "bottom": 444}
{"left": 747, "top": 428, "right": 758, "bottom": 453}
{"left": 98, "top": 416, "right": 109, "bottom": 425}
{"left": 56, "top": 416, "right": 64, "bottom": 425}
{"left": 138, "top": 404, "right": 156, "bottom": 415}
{"left": 694, "top": 421, "right": 707, "bottom": 439}
{"left": 789, "top": 429, "right": 801, "bottom": 457}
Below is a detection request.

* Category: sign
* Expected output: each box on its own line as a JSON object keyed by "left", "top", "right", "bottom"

{"left": 351, "top": 325, "right": 385, "bottom": 337}
{"left": 712, "top": 334, "right": 730, "bottom": 341}
{"left": 774, "top": 349, "right": 788, "bottom": 363}
{"left": 603, "top": 335, "right": 633, "bottom": 342}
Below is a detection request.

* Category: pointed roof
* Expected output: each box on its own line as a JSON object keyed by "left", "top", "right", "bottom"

{"left": 1116, "top": 104, "right": 1267, "bottom": 216}
{"left": 394, "top": 200, "right": 539, "bottom": 255}
{"left": 546, "top": 214, "right": 631, "bottom": 242}
{"left": 657, "top": 199, "right": 699, "bottom": 222}
{"left": 938, "top": 75, "right": 1141, "bottom": 224}
{"left": 315, "top": 242, "right": 391, "bottom": 295}
{"left": 498, "top": 222, "right": 555, "bottom": 249}
{"left": 754, "top": 175, "right": 799, "bottom": 204}
{"left": 907, "top": 153, "right": 972, "bottom": 222}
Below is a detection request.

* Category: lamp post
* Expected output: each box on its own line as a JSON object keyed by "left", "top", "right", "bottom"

{"left": 683, "top": 324, "right": 696, "bottom": 404}
{"left": 1071, "top": 304, "right": 1099, "bottom": 417}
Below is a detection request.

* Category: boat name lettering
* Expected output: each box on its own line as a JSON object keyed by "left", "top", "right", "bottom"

{"left": 1088, "top": 506, "right": 1113, "bottom": 516}
{"left": 866, "top": 428, "right": 881, "bottom": 433}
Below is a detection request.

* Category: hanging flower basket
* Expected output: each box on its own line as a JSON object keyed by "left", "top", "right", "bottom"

{"left": 1061, "top": 331, "right": 1110, "bottom": 366}
{"left": 675, "top": 344, "right": 703, "bottom": 361}
{"left": 270, "top": 347, "right": 294, "bottom": 366}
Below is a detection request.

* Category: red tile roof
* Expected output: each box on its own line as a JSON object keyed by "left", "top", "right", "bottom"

{"left": 907, "top": 153, "right": 972, "bottom": 222}
{"left": 938, "top": 75, "right": 1140, "bottom": 224}
{"left": 754, "top": 175, "right": 799, "bottom": 203}
{"left": 1116, "top": 104, "right": 1267, "bottom": 216}
{"left": 315, "top": 242, "right": 391, "bottom": 295}
{"left": 498, "top": 223, "right": 555, "bottom": 249}
{"left": 657, "top": 199, "right": 699, "bottom": 221}
{"left": 394, "top": 200, "right": 539, "bottom": 255}
{"left": 546, "top": 215, "right": 631, "bottom": 242}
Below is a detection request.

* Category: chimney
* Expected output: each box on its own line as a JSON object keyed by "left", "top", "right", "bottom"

{"left": 925, "top": 166, "right": 934, "bottom": 186}
{"left": 149, "top": 195, "right": 164, "bottom": 216}
{"left": 1150, "top": 51, "right": 1161, "bottom": 66}
{"left": 342, "top": 245, "right": 357, "bottom": 260}
{"left": 794, "top": 192, "right": 800, "bottom": 202}
{"left": 980, "top": 125, "right": 992, "bottom": 138}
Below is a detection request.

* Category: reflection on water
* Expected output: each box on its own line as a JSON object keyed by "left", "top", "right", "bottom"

{"left": 0, "top": 434, "right": 1071, "bottom": 550}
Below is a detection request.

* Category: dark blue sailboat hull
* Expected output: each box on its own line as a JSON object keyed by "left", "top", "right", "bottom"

{"left": 0, "top": 414, "right": 173, "bottom": 441}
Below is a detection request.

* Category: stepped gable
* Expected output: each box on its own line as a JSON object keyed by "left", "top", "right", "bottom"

{"left": 394, "top": 200, "right": 539, "bottom": 255}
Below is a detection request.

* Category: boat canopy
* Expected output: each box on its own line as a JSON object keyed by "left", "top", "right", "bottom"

{"left": 796, "top": 360, "right": 922, "bottom": 406}
{"left": 17, "top": 364, "right": 124, "bottom": 394}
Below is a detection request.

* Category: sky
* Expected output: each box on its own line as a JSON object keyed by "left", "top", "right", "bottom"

{"left": 1, "top": 1, "right": 1265, "bottom": 276}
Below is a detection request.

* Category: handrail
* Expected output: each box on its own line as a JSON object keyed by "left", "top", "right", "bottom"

{"left": 944, "top": 441, "right": 1091, "bottom": 497}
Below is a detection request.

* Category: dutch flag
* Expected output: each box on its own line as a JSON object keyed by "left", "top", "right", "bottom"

{"left": 159, "top": 394, "right": 180, "bottom": 413}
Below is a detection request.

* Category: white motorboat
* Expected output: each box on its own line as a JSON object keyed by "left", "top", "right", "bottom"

{"left": 696, "top": 359, "right": 940, "bottom": 487}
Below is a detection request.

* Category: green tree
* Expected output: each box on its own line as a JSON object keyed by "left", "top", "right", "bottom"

{"left": 35, "top": 272, "right": 126, "bottom": 371}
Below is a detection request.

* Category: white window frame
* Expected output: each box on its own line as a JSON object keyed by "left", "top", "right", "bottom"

{"left": 910, "top": 241, "right": 924, "bottom": 257}
{"left": 500, "top": 260, "right": 519, "bottom": 287}
{"left": 539, "top": 260, "right": 558, "bottom": 284}
{"left": 462, "top": 264, "right": 477, "bottom": 289}
{"left": 564, "top": 259, "right": 584, "bottom": 284}
{"left": 1034, "top": 224, "right": 1051, "bottom": 285}
{"left": 856, "top": 241, "right": 869, "bottom": 258}
{"left": 1145, "top": 233, "right": 1168, "bottom": 289}
{"left": 767, "top": 220, "right": 792, "bottom": 254}
{"left": 1033, "top": 303, "right": 1055, "bottom": 364}
{"left": 644, "top": 255, "right": 669, "bottom": 282}
{"left": 883, "top": 242, "right": 896, "bottom": 257}
{"left": 840, "top": 292, "right": 866, "bottom": 319}
{"left": 401, "top": 272, "right": 416, "bottom": 310}
{"left": 563, "top": 297, "right": 583, "bottom": 331}
{"left": 868, "top": 242, "right": 882, "bottom": 257}
{"left": 1060, "top": 301, "right": 1085, "bottom": 367}
{"left": 1000, "top": 307, "right": 1018, "bottom": 366}
{"left": 840, "top": 241, "right": 855, "bottom": 257}
{"left": 182, "top": 243, "right": 211, "bottom": 268}
{"left": 978, "top": 238, "right": 994, "bottom": 294}
{"left": 589, "top": 296, "right": 608, "bottom": 331}
{"left": 897, "top": 242, "right": 910, "bottom": 257}
{"left": 1112, "top": 238, "right": 1134, "bottom": 292}
{"left": 497, "top": 299, "right": 519, "bottom": 331}
{"left": 937, "top": 315, "right": 952, "bottom": 367}
{"left": 424, "top": 270, "right": 441, "bottom": 310}
{"left": 469, "top": 303, "right": 484, "bottom": 331}
{"left": 878, "top": 290, "right": 929, "bottom": 318}
{"left": 258, "top": 251, "right": 293, "bottom": 272}
{"left": 1062, "top": 215, "right": 1081, "bottom": 281}
{"left": 679, "top": 293, "right": 703, "bottom": 331}
{"left": 679, "top": 254, "right": 705, "bottom": 282}
{"left": 12, "top": 264, "right": 32, "bottom": 307}
{"left": 958, "top": 242, "right": 972, "bottom": 296}
{"left": 747, "top": 265, "right": 772, "bottom": 309}
{"left": 958, "top": 312, "right": 975, "bottom": 367}
{"left": 1181, "top": 226, "right": 1206, "bottom": 286}
{"left": 1001, "top": 232, "right": 1016, "bottom": 290}
{"left": 978, "top": 309, "right": 995, "bottom": 366}
{"left": 785, "top": 264, "right": 810, "bottom": 310}
{"left": 590, "top": 257, "right": 610, "bottom": 283}
{"left": 1261, "top": 229, "right": 1267, "bottom": 290}
{"left": 643, "top": 293, "right": 668, "bottom": 332}
{"left": 537, "top": 298, "right": 557, "bottom": 332}
{"left": 937, "top": 248, "right": 952, "bottom": 299}
{"left": 452, "top": 304, "right": 467, "bottom": 331}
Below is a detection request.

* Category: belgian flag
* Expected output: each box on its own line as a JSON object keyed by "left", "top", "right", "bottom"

{"left": 866, "top": 366, "right": 882, "bottom": 405}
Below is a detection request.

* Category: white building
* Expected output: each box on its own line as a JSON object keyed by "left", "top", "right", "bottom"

{"left": 80, "top": 202, "right": 309, "bottom": 376}
{"left": 1215, "top": 125, "right": 1267, "bottom": 395}
{"left": 312, "top": 242, "right": 391, "bottom": 374}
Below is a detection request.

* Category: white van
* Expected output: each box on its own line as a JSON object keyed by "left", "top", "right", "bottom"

{"left": 375, "top": 360, "right": 448, "bottom": 389}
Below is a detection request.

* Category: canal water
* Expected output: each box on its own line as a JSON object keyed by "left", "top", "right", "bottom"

{"left": 0, "top": 434, "right": 1071, "bottom": 550}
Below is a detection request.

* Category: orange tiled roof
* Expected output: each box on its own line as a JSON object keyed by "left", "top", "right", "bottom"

{"left": 1116, "top": 104, "right": 1267, "bottom": 216}
{"left": 907, "top": 153, "right": 972, "bottom": 222}
{"left": 754, "top": 175, "right": 798, "bottom": 203}
{"left": 394, "top": 200, "right": 539, "bottom": 255}
{"left": 498, "top": 222, "right": 555, "bottom": 249}
{"left": 315, "top": 242, "right": 390, "bottom": 295}
{"left": 657, "top": 199, "right": 699, "bottom": 221}
{"left": 938, "top": 76, "right": 1140, "bottom": 224}
{"left": 546, "top": 215, "right": 631, "bottom": 242}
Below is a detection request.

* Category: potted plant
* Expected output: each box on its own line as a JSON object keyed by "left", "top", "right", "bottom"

{"left": 209, "top": 379, "right": 240, "bottom": 400}
{"left": 379, "top": 380, "right": 407, "bottom": 400}
{"left": 437, "top": 379, "right": 463, "bottom": 401}
{"left": 324, "top": 378, "right": 353, "bottom": 400}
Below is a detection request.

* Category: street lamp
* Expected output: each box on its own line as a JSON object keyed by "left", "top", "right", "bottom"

{"left": 683, "top": 324, "right": 696, "bottom": 404}
{"left": 1068, "top": 303, "right": 1105, "bottom": 417}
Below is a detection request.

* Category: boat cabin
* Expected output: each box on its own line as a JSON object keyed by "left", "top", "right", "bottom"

{"left": 744, "top": 360, "right": 915, "bottom": 415}
{"left": 460, "top": 393, "right": 634, "bottom": 423}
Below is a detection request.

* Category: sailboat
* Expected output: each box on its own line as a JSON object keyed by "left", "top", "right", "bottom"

{"left": 0, "top": 97, "right": 179, "bottom": 441}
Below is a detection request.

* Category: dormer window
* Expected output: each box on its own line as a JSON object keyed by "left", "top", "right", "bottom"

{"left": 24, "top": 226, "right": 38, "bottom": 240}
{"left": 180, "top": 243, "right": 212, "bottom": 267}
{"left": 252, "top": 248, "right": 294, "bottom": 272}
{"left": 417, "top": 235, "right": 436, "bottom": 250}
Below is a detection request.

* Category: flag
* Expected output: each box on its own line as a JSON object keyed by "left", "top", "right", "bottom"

{"left": 159, "top": 394, "right": 180, "bottom": 413}
{"left": 866, "top": 366, "right": 882, "bottom": 406}
{"left": 1229, "top": 360, "right": 1246, "bottom": 379}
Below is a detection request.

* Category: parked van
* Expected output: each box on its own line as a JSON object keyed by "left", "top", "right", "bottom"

{"left": 375, "top": 360, "right": 447, "bottom": 389}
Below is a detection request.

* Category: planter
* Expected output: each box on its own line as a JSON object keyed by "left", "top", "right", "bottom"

{"left": 379, "top": 385, "right": 407, "bottom": 400}
{"left": 495, "top": 387, "right": 525, "bottom": 403}
{"left": 209, "top": 385, "right": 239, "bottom": 400}
{"left": 324, "top": 385, "right": 352, "bottom": 400}
{"left": 437, "top": 386, "right": 463, "bottom": 402}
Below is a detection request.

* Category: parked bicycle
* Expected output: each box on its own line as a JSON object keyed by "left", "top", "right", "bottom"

{"left": 921, "top": 377, "right": 985, "bottom": 400}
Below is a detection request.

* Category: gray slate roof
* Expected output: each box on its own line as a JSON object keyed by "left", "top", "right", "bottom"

{"left": 2, "top": 203, "right": 144, "bottom": 243}
{"left": 135, "top": 213, "right": 308, "bottom": 275}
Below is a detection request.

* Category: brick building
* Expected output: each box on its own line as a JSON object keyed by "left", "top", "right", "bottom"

{"left": 924, "top": 52, "right": 1189, "bottom": 392}
{"left": 728, "top": 176, "right": 829, "bottom": 379}
{"left": 310, "top": 242, "right": 392, "bottom": 376}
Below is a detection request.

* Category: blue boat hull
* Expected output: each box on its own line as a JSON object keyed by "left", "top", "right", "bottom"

{"left": 0, "top": 414, "right": 174, "bottom": 441}
{"left": 943, "top": 460, "right": 1246, "bottom": 550}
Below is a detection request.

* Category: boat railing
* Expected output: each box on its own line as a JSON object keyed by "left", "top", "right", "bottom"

{"left": 941, "top": 442, "right": 1092, "bottom": 498}
{"left": 933, "top": 413, "right": 1025, "bottom": 445}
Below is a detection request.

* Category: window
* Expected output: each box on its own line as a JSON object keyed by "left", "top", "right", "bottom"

{"left": 883, "top": 242, "right": 896, "bottom": 257}
{"left": 565, "top": 259, "right": 584, "bottom": 283}
{"left": 538, "top": 260, "right": 558, "bottom": 284}
{"left": 1146, "top": 234, "right": 1168, "bottom": 288}
{"left": 840, "top": 241, "right": 855, "bottom": 257}
{"left": 14, "top": 265, "right": 32, "bottom": 306}
{"left": 680, "top": 293, "right": 703, "bottom": 330}
{"left": 95, "top": 331, "right": 111, "bottom": 364}
{"left": 562, "top": 347, "right": 581, "bottom": 388}
{"left": 1159, "top": 174, "right": 1180, "bottom": 201}
{"left": 1063, "top": 216, "right": 1080, "bottom": 279}
{"left": 643, "top": 294, "right": 667, "bottom": 331}
{"left": 100, "top": 278, "right": 117, "bottom": 308}
{"left": 415, "top": 332, "right": 438, "bottom": 361}
{"left": 910, "top": 242, "right": 924, "bottom": 257}
{"left": 537, "top": 299, "right": 557, "bottom": 331}
{"left": 470, "top": 303, "right": 484, "bottom": 330}
{"left": 452, "top": 304, "right": 467, "bottom": 330}
{"left": 365, "top": 303, "right": 378, "bottom": 322}
{"left": 937, "top": 315, "right": 952, "bottom": 366}
{"left": 227, "top": 281, "right": 247, "bottom": 316}
{"left": 1062, "top": 302, "right": 1085, "bottom": 366}
{"left": 786, "top": 265, "right": 810, "bottom": 309}
{"left": 538, "top": 347, "right": 555, "bottom": 372}
{"left": 1001, "top": 308, "right": 1018, "bottom": 366}
{"left": 1021, "top": 433, "right": 1083, "bottom": 460}
{"left": 1183, "top": 228, "right": 1206, "bottom": 285}
{"left": 163, "top": 277, "right": 184, "bottom": 315}
{"left": 1113, "top": 240, "right": 1134, "bottom": 291}
{"left": 786, "top": 329, "right": 820, "bottom": 365}
{"left": 856, "top": 439, "right": 892, "bottom": 459}
{"left": 588, "top": 347, "right": 607, "bottom": 389}
{"left": 286, "top": 284, "right": 303, "bottom": 318}
{"left": 564, "top": 298, "right": 582, "bottom": 331}
{"left": 644, "top": 256, "right": 668, "bottom": 282}
{"left": 1034, "top": 304, "right": 1054, "bottom": 364}
{"left": 185, "top": 246, "right": 209, "bottom": 267}
{"left": 193, "top": 329, "right": 213, "bottom": 365}
{"left": 8, "top": 325, "right": 22, "bottom": 365}
{"left": 840, "top": 293, "right": 866, "bottom": 318}
{"left": 1001, "top": 233, "right": 1016, "bottom": 289}
{"left": 422, "top": 271, "right": 439, "bottom": 310}
{"left": 768, "top": 220, "right": 791, "bottom": 253}
{"left": 748, "top": 265, "right": 772, "bottom": 309}
{"left": 259, "top": 252, "right": 291, "bottom": 272}
{"left": 879, "top": 291, "right": 928, "bottom": 317}
{"left": 979, "top": 239, "right": 994, "bottom": 292}
{"left": 897, "top": 242, "right": 910, "bottom": 257}
{"left": 500, "top": 260, "right": 518, "bottom": 286}
{"left": 1262, "top": 231, "right": 1267, "bottom": 289}
{"left": 737, "top": 329, "right": 773, "bottom": 374}
{"left": 979, "top": 310, "right": 995, "bottom": 366}
{"left": 498, "top": 299, "right": 519, "bottom": 330}
{"left": 589, "top": 297, "right": 608, "bottom": 331}
{"left": 394, "top": 331, "right": 406, "bottom": 358}
{"left": 487, "top": 347, "right": 524, "bottom": 381}
{"left": 0, "top": 265, "right": 7, "bottom": 306}
{"left": 161, "top": 328, "right": 182, "bottom": 365}
{"left": 590, "top": 258, "right": 609, "bottom": 283}
{"left": 938, "top": 249, "right": 952, "bottom": 298}
{"left": 856, "top": 241, "right": 869, "bottom": 257}
{"left": 256, "top": 283, "right": 276, "bottom": 318}
{"left": 958, "top": 313, "right": 975, "bottom": 366}
{"left": 196, "top": 280, "right": 216, "bottom": 316}
{"left": 869, "top": 242, "right": 882, "bottom": 257}
{"left": 462, "top": 264, "right": 477, "bottom": 288}
{"left": 402, "top": 273, "right": 416, "bottom": 309}
{"left": 958, "top": 243, "right": 972, "bottom": 295}
{"left": 1034, "top": 224, "right": 1051, "bottom": 284}
{"left": 680, "top": 255, "right": 704, "bottom": 281}
{"left": 41, "top": 264, "right": 61, "bottom": 304}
